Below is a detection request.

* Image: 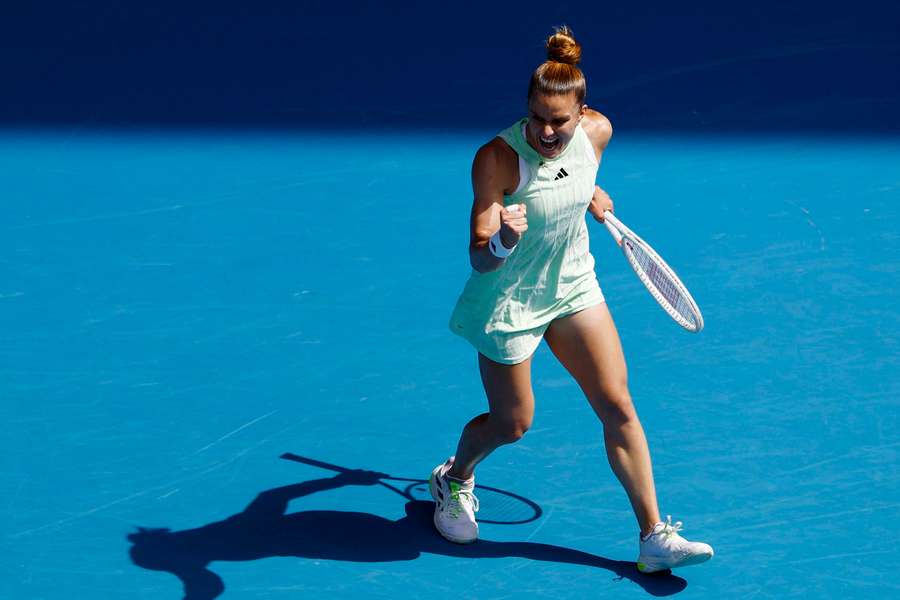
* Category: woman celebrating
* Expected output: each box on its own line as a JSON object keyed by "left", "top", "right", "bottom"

{"left": 430, "top": 26, "right": 713, "bottom": 573}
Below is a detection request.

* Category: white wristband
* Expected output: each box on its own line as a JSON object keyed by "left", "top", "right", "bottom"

{"left": 489, "top": 230, "right": 516, "bottom": 258}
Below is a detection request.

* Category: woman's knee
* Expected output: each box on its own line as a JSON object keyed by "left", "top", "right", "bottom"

{"left": 490, "top": 414, "right": 532, "bottom": 444}
{"left": 590, "top": 383, "right": 637, "bottom": 426}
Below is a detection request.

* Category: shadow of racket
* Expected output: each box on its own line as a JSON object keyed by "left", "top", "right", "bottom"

{"left": 281, "top": 453, "right": 542, "bottom": 525}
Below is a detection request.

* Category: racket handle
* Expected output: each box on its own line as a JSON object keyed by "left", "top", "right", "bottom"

{"left": 603, "top": 210, "right": 623, "bottom": 246}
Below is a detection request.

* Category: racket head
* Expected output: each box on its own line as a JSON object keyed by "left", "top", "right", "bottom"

{"left": 618, "top": 231, "right": 704, "bottom": 332}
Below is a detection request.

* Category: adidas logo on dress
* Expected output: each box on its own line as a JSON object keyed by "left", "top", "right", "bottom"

{"left": 554, "top": 168, "right": 569, "bottom": 181}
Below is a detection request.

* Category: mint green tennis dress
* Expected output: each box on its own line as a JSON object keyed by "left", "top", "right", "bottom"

{"left": 449, "top": 117, "right": 606, "bottom": 364}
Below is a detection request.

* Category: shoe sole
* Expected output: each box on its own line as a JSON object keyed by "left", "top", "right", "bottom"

{"left": 428, "top": 468, "right": 477, "bottom": 545}
{"left": 637, "top": 550, "right": 713, "bottom": 573}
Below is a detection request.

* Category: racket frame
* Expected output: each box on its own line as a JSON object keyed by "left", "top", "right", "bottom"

{"left": 602, "top": 211, "right": 704, "bottom": 333}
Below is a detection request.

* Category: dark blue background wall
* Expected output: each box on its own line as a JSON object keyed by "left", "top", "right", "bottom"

{"left": 3, "top": 0, "right": 898, "bottom": 132}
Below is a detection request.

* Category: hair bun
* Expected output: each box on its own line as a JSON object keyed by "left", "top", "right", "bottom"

{"left": 546, "top": 25, "right": 581, "bottom": 66}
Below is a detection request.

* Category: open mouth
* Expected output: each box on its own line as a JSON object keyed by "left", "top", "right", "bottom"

{"left": 538, "top": 134, "right": 560, "bottom": 153}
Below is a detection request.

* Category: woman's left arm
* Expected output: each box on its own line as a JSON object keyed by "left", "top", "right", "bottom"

{"left": 582, "top": 110, "right": 614, "bottom": 222}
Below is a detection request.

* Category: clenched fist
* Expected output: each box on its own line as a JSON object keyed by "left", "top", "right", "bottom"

{"left": 499, "top": 203, "right": 528, "bottom": 248}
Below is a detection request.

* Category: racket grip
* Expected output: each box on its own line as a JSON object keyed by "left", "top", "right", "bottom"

{"left": 603, "top": 211, "right": 623, "bottom": 246}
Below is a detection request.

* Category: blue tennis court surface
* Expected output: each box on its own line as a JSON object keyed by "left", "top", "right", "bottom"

{"left": 2, "top": 128, "right": 898, "bottom": 598}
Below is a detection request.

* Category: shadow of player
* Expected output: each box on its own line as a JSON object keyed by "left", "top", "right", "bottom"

{"left": 128, "top": 466, "right": 687, "bottom": 598}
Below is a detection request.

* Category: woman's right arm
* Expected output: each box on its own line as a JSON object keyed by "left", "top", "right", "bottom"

{"left": 468, "top": 139, "right": 528, "bottom": 273}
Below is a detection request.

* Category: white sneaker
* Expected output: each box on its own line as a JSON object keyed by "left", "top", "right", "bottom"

{"left": 429, "top": 456, "right": 479, "bottom": 544}
{"left": 637, "top": 516, "right": 714, "bottom": 573}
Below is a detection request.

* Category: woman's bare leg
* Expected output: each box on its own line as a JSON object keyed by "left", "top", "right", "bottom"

{"left": 447, "top": 353, "right": 536, "bottom": 480}
{"left": 544, "top": 303, "right": 661, "bottom": 536}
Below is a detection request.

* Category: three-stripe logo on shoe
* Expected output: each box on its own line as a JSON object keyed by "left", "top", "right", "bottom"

{"left": 554, "top": 167, "right": 569, "bottom": 181}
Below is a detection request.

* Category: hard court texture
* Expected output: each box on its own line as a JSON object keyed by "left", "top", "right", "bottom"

{"left": 2, "top": 129, "right": 898, "bottom": 599}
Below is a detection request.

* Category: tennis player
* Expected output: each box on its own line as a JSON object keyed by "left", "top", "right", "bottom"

{"left": 430, "top": 26, "right": 713, "bottom": 573}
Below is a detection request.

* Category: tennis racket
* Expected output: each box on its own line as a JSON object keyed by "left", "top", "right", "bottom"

{"left": 602, "top": 211, "right": 704, "bottom": 333}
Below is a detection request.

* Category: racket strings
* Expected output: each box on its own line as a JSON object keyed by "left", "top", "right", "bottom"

{"left": 624, "top": 239, "right": 699, "bottom": 329}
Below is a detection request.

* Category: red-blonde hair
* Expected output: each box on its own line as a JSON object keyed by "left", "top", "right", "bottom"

{"left": 527, "top": 26, "right": 586, "bottom": 105}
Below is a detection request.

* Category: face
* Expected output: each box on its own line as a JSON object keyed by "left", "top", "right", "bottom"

{"left": 525, "top": 92, "right": 585, "bottom": 159}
